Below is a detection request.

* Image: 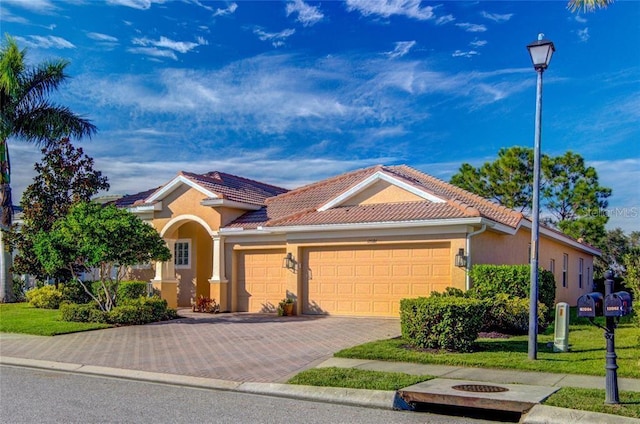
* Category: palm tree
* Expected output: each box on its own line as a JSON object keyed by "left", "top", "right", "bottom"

{"left": 0, "top": 34, "right": 96, "bottom": 301}
{"left": 568, "top": 0, "right": 614, "bottom": 12}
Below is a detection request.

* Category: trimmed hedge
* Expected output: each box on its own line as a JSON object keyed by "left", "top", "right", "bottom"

{"left": 26, "top": 285, "right": 63, "bottom": 309}
{"left": 400, "top": 296, "right": 485, "bottom": 352}
{"left": 468, "top": 264, "right": 556, "bottom": 322}
{"left": 59, "top": 296, "right": 177, "bottom": 326}
{"left": 117, "top": 281, "right": 148, "bottom": 301}
{"left": 482, "top": 293, "right": 548, "bottom": 335}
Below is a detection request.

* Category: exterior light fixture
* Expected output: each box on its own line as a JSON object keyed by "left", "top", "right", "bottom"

{"left": 282, "top": 252, "right": 297, "bottom": 271}
{"left": 526, "top": 33, "right": 555, "bottom": 361}
{"left": 455, "top": 248, "right": 467, "bottom": 268}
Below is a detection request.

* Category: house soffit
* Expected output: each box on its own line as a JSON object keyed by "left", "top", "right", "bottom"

{"left": 146, "top": 175, "right": 218, "bottom": 203}
{"left": 317, "top": 171, "right": 446, "bottom": 212}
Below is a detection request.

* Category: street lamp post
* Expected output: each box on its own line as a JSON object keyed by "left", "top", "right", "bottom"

{"left": 526, "top": 34, "right": 555, "bottom": 360}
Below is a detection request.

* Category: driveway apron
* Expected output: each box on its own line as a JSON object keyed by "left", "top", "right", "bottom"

{"left": 0, "top": 312, "right": 400, "bottom": 383}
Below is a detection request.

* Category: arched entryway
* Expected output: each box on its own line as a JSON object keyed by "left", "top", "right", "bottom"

{"left": 159, "top": 216, "right": 214, "bottom": 308}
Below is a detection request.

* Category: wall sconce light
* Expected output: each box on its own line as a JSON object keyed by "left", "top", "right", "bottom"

{"left": 283, "top": 252, "right": 297, "bottom": 272}
{"left": 455, "top": 248, "right": 467, "bottom": 268}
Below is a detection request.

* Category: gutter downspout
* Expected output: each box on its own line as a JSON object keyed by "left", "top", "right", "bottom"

{"left": 465, "top": 224, "right": 487, "bottom": 290}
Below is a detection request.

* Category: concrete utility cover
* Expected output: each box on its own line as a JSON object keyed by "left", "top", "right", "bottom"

{"left": 397, "top": 378, "right": 560, "bottom": 413}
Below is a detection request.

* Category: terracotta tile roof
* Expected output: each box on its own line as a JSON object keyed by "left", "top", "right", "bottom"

{"left": 114, "top": 187, "right": 161, "bottom": 207}
{"left": 180, "top": 171, "right": 288, "bottom": 206}
{"left": 115, "top": 172, "right": 287, "bottom": 209}
{"left": 226, "top": 164, "right": 524, "bottom": 229}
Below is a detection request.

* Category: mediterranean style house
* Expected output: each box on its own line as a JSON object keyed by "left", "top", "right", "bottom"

{"left": 115, "top": 165, "right": 600, "bottom": 317}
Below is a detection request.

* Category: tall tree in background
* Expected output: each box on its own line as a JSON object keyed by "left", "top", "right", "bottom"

{"left": 450, "top": 147, "right": 612, "bottom": 248}
{"left": 568, "top": 0, "right": 614, "bottom": 13}
{"left": 7, "top": 138, "right": 109, "bottom": 283}
{"left": 0, "top": 35, "right": 96, "bottom": 301}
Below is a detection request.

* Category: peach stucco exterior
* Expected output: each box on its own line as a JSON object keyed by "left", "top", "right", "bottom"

{"left": 120, "top": 167, "right": 600, "bottom": 316}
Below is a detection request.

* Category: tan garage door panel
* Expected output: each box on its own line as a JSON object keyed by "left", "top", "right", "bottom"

{"left": 237, "top": 249, "right": 287, "bottom": 313}
{"left": 304, "top": 244, "right": 451, "bottom": 317}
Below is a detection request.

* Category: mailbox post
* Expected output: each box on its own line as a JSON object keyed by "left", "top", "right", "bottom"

{"left": 603, "top": 270, "right": 619, "bottom": 405}
{"left": 576, "top": 269, "right": 633, "bottom": 405}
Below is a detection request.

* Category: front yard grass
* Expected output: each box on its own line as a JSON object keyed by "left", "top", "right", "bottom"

{"left": 335, "top": 322, "right": 640, "bottom": 379}
{"left": 288, "top": 367, "right": 433, "bottom": 391}
{"left": 0, "top": 303, "right": 110, "bottom": 336}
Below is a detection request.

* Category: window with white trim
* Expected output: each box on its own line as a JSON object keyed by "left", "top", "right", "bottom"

{"left": 562, "top": 253, "right": 568, "bottom": 288}
{"left": 578, "top": 258, "right": 584, "bottom": 289}
{"left": 549, "top": 259, "right": 555, "bottom": 274}
{"left": 174, "top": 240, "right": 191, "bottom": 269}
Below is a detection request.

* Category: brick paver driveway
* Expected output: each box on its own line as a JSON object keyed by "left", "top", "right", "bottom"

{"left": 0, "top": 311, "right": 400, "bottom": 383}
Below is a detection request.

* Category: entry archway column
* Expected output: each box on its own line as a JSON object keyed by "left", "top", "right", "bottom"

{"left": 151, "top": 238, "right": 178, "bottom": 308}
{"left": 209, "top": 234, "right": 228, "bottom": 310}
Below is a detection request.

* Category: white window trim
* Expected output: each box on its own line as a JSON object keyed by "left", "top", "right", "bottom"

{"left": 578, "top": 258, "right": 584, "bottom": 289}
{"left": 175, "top": 239, "right": 191, "bottom": 269}
{"left": 562, "top": 253, "right": 568, "bottom": 288}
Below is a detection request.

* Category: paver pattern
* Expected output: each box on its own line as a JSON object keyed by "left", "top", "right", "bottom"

{"left": 0, "top": 311, "right": 400, "bottom": 383}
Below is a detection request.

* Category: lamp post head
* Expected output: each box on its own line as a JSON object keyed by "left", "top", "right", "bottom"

{"left": 527, "top": 33, "right": 555, "bottom": 71}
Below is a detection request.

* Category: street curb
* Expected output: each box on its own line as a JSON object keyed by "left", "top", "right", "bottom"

{"left": 0, "top": 356, "right": 395, "bottom": 410}
{"left": 521, "top": 405, "right": 640, "bottom": 424}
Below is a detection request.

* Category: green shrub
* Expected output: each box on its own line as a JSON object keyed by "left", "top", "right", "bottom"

{"left": 12, "top": 277, "right": 27, "bottom": 302}
{"left": 400, "top": 296, "right": 485, "bottom": 352}
{"left": 117, "top": 281, "right": 148, "bottom": 302}
{"left": 26, "top": 285, "right": 63, "bottom": 309}
{"left": 482, "top": 294, "right": 548, "bottom": 335}
{"left": 468, "top": 264, "right": 556, "bottom": 322}
{"left": 61, "top": 279, "right": 93, "bottom": 304}
{"left": 60, "top": 302, "right": 107, "bottom": 323}
{"left": 108, "top": 296, "right": 177, "bottom": 325}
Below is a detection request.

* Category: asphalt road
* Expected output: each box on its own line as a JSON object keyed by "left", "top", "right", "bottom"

{"left": 0, "top": 365, "right": 501, "bottom": 424}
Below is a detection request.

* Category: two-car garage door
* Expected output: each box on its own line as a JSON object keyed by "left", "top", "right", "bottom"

{"left": 236, "top": 243, "right": 452, "bottom": 317}
{"left": 303, "top": 243, "right": 451, "bottom": 317}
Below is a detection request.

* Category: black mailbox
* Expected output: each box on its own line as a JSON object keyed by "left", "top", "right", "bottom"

{"left": 577, "top": 292, "right": 603, "bottom": 317}
{"left": 604, "top": 291, "right": 633, "bottom": 317}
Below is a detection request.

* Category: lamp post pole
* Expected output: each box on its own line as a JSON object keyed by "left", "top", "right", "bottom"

{"left": 526, "top": 34, "right": 555, "bottom": 360}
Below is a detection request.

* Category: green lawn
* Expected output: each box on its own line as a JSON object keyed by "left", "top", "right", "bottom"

{"left": 335, "top": 322, "right": 640, "bottom": 379}
{"left": 0, "top": 303, "right": 110, "bottom": 336}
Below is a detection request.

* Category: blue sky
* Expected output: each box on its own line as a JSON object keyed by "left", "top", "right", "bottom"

{"left": 2, "top": 0, "right": 639, "bottom": 232}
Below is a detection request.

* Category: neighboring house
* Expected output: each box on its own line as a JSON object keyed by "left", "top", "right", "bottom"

{"left": 116, "top": 165, "right": 599, "bottom": 317}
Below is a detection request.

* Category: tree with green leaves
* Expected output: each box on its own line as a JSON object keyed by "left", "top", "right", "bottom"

{"left": 1, "top": 34, "right": 96, "bottom": 301}
{"left": 450, "top": 147, "right": 612, "bottom": 248}
{"left": 568, "top": 0, "right": 614, "bottom": 13}
{"left": 7, "top": 138, "right": 109, "bottom": 283}
{"left": 33, "top": 202, "right": 171, "bottom": 311}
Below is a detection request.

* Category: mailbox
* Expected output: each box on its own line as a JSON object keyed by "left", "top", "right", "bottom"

{"left": 604, "top": 291, "right": 633, "bottom": 317}
{"left": 577, "top": 292, "right": 603, "bottom": 317}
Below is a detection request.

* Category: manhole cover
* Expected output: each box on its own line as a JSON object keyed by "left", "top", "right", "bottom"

{"left": 452, "top": 384, "right": 509, "bottom": 393}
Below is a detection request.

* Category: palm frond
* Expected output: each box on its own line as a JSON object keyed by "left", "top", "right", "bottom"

{"left": 12, "top": 104, "right": 96, "bottom": 146}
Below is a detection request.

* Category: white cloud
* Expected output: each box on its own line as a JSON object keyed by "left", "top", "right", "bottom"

{"left": 346, "top": 0, "right": 435, "bottom": 21}
{"left": 480, "top": 11, "right": 513, "bottom": 22}
{"left": 14, "top": 35, "right": 75, "bottom": 49}
{"left": 574, "top": 15, "right": 587, "bottom": 24}
{"left": 455, "top": 23, "right": 487, "bottom": 32}
{"left": 470, "top": 39, "right": 487, "bottom": 48}
{"left": 87, "top": 32, "right": 119, "bottom": 43}
{"left": 132, "top": 36, "right": 204, "bottom": 53}
{"left": 2, "top": 0, "right": 56, "bottom": 13}
{"left": 127, "top": 47, "right": 178, "bottom": 60}
{"left": 0, "top": 7, "right": 29, "bottom": 23}
{"left": 286, "top": 0, "right": 324, "bottom": 27}
{"left": 106, "top": 0, "right": 167, "bottom": 10}
{"left": 253, "top": 28, "right": 296, "bottom": 48}
{"left": 213, "top": 2, "right": 238, "bottom": 17}
{"left": 577, "top": 28, "right": 590, "bottom": 42}
{"left": 436, "top": 14, "right": 455, "bottom": 25}
{"left": 387, "top": 41, "right": 416, "bottom": 58}
{"left": 452, "top": 50, "right": 479, "bottom": 58}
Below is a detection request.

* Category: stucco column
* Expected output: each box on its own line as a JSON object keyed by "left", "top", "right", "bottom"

{"left": 209, "top": 234, "right": 228, "bottom": 310}
{"left": 152, "top": 238, "right": 177, "bottom": 308}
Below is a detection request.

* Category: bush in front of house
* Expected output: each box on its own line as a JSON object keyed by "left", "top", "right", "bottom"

{"left": 60, "top": 302, "right": 108, "bottom": 323}
{"left": 482, "top": 293, "right": 549, "bottom": 335}
{"left": 26, "top": 285, "right": 63, "bottom": 309}
{"left": 61, "top": 279, "right": 94, "bottom": 304}
{"left": 117, "top": 281, "right": 148, "bottom": 302}
{"left": 400, "top": 295, "right": 485, "bottom": 352}
{"left": 468, "top": 264, "right": 556, "bottom": 324}
{"left": 60, "top": 296, "right": 177, "bottom": 326}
